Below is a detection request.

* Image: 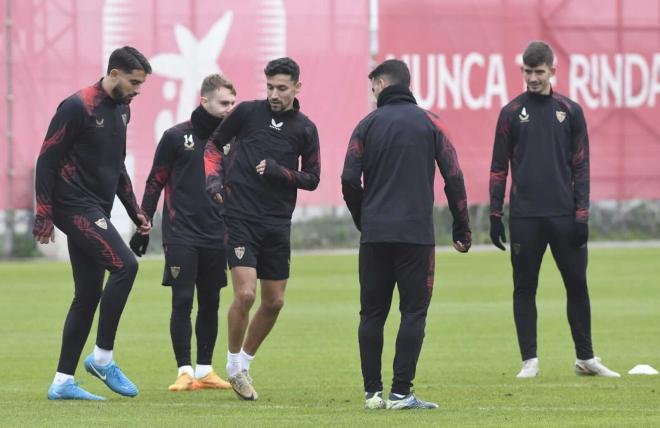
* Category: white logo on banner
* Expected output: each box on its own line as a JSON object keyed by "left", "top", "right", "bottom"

{"left": 150, "top": 12, "right": 235, "bottom": 141}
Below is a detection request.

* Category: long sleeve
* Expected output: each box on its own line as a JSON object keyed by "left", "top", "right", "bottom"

{"left": 33, "top": 97, "right": 84, "bottom": 235}
{"left": 570, "top": 105, "right": 590, "bottom": 223}
{"left": 340, "top": 127, "right": 365, "bottom": 231}
{"left": 263, "top": 124, "right": 321, "bottom": 190}
{"left": 434, "top": 126, "right": 471, "bottom": 239}
{"left": 489, "top": 108, "right": 512, "bottom": 218}
{"left": 141, "top": 133, "right": 175, "bottom": 220}
{"left": 204, "top": 103, "right": 247, "bottom": 196}
{"left": 117, "top": 162, "right": 145, "bottom": 226}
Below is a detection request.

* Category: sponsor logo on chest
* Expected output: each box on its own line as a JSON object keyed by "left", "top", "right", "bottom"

{"left": 269, "top": 118, "right": 284, "bottom": 131}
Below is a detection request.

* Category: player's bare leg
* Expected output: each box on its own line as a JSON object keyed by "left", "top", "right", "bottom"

{"left": 243, "top": 279, "right": 287, "bottom": 356}
{"left": 226, "top": 266, "right": 259, "bottom": 400}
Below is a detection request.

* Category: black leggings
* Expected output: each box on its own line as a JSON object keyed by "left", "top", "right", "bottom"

{"left": 358, "top": 243, "right": 434, "bottom": 395}
{"left": 54, "top": 210, "right": 138, "bottom": 375}
{"left": 510, "top": 216, "right": 593, "bottom": 361}
{"left": 170, "top": 280, "right": 220, "bottom": 367}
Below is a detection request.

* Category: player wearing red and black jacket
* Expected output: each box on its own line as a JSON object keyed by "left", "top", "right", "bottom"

{"left": 133, "top": 74, "right": 236, "bottom": 392}
{"left": 204, "top": 58, "right": 320, "bottom": 400}
{"left": 341, "top": 59, "right": 471, "bottom": 410}
{"left": 489, "top": 41, "right": 619, "bottom": 378}
{"left": 33, "top": 46, "right": 152, "bottom": 401}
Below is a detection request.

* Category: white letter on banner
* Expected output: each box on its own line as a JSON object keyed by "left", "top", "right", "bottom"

{"left": 600, "top": 54, "right": 623, "bottom": 108}
{"left": 438, "top": 54, "right": 462, "bottom": 109}
{"left": 624, "top": 54, "right": 649, "bottom": 108}
{"left": 569, "top": 54, "right": 599, "bottom": 109}
{"left": 462, "top": 52, "right": 485, "bottom": 110}
{"left": 485, "top": 54, "right": 508, "bottom": 108}
{"left": 648, "top": 54, "right": 660, "bottom": 107}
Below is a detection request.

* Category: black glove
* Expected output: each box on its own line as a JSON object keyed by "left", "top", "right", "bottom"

{"left": 573, "top": 222, "right": 589, "bottom": 248}
{"left": 489, "top": 215, "right": 507, "bottom": 251}
{"left": 129, "top": 232, "right": 149, "bottom": 257}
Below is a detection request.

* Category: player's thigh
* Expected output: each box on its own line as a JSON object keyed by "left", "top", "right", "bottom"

{"left": 162, "top": 245, "right": 198, "bottom": 287}
{"left": 359, "top": 243, "right": 396, "bottom": 314}
{"left": 509, "top": 217, "right": 548, "bottom": 283}
{"left": 55, "top": 209, "right": 135, "bottom": 272}
{"left": 196, "top": 246, "right": 228, "bottom": 292}
{"left": 547, "top": 216, "right": 588, "bottom": 281}
{"left": 257, "top": 223, "right": 290, "bottom": 281}
{"left": 393, "top": 244, "right": 434, "bottom": 314}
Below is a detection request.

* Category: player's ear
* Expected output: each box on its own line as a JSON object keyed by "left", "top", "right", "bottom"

{"left": 294, "top": 80, "right": 302, "bottom": 94}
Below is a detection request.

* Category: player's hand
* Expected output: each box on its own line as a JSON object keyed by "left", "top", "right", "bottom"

{"left": 573, "top": 221, "right": 589, "bottom": 248}
{"left": 129, "top": 231, "right": 149, "bottom": 257}
{"left": 211, "top": 192, "right": 223, "bottom": 204}
{"left": 489, "top": 215, "right": 507, "bottom": 251}
{"left": 452, "top": 230, "right": 471, "bottom": 253}
{"left": 33, "top": 216, "right": 55, "bottom": 245}
{"left": 256, "top": 159, "right": 267, "bottom": 175}
{"left": 137, "top": 213, "right": 152, "bottom": 234}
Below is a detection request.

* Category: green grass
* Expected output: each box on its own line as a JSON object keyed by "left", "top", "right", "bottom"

{"left": 1, "top": 247, "right": 659, "bottom": 427}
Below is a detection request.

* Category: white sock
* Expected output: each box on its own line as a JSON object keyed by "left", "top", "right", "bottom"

{"left": 226, "top": 351, "right": 241, "bottom": 378}
{"left": 53, "top": 372, "right": 73, "bottom": 385}
{"left": 93, "top": 345, "right": 113, "bottom": 366}
{"left": 178, "top": 365, "right": 194, "bottom": 378}
{"left": 240, "top": 348, "right": 255, "bottom": 372}
{"left": 195, "top": 364, "right": 212, "bottom": 379}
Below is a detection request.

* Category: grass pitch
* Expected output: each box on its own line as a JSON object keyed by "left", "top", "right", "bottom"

{"left": 0, "top": 246, "right": 659, "bottom": 427}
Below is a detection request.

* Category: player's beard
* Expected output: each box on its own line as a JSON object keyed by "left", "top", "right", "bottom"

{"left": 112, "top": 85, "right": 135, "bottom": 104}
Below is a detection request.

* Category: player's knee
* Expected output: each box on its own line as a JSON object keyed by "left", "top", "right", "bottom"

{"left": 172, "top": 296, "right": 194, "bottom": 318}
{"left": 262, "top": 297, "right": 285, "bottom": 314}
{"left": 121, "top": 254, "right": 139, "bottom": 278}
{"left": 234, "top": 289, "right": 256, "bottom": 309}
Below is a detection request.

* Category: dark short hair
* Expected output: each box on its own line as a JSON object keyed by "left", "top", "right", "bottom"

{"left": 522, "top": 41, "right": 554, "bottom": 68}
{"left": 368, "top": 59, "right": 411, "bottom": 88}
{"left": 264, "top": 57, "right": 300, "bottom": 82}
{"left": 201, "top": 74, "right": 236, "bottom": 96}
{"left": 107, "top": 46, "right": 152, "bottom": 75}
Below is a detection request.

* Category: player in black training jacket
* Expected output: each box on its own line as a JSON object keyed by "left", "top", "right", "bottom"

{"left": 342, "top": 59, "right": 471, "bottom": 410}
{"left": 33, "top": 46, "right": 151, "bottom": 400}
{"left": 205, "top": 57, "right": 320, "bottom": 401}
{"left": 132, "top": 74, "right": 236, "bottom": 392}
{"left": 489, "top": 41, "right": 619, "bottom": 378}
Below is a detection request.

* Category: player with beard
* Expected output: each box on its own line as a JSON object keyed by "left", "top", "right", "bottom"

{"left": 33, "top": 46, "right": 152, "bottom": 400}
{"left": 131, "top": 74, "right": 236, "bottom": 392}
{"left": 489, "top": 41, "right": 619, "bottom": 378}
{"left": 204, "top": 57, "right": 320, "bottom": 401}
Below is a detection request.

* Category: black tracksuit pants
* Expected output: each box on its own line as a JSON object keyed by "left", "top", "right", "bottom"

{"left": 54, "top": 209, "right": 139, "bottom": 375}
{"left": 358, "top": 243, "right": 434, "bottom": 395}
{"left": 510, "top": 216, "right": 594, "bottom": 361}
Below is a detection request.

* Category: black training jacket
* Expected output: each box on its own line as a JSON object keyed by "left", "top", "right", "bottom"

{"left": 141, "top": 105, "right": 224, "bottom": 247}
{"left": 205, "top": 99, "right": 320, "bottom": 225}
{"left": 489, "top": 90, "right": 590, "bottom": 223}
{"left": 341, "top": 85, "right": 471, "bottom": 245}
{"left": 34, "top": 79, "right": 143, "bottom": 236}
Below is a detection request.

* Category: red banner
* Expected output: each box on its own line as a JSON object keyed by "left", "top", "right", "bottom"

{"left": 2, "top": 0, "right": 659, "bottom": 213}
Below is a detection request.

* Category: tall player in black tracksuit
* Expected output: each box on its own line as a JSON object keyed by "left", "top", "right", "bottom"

{"left": 342, "top": 59, "right": 472, "bottom": 410}
{"left": 489, "top": 41, "right": 619, "bottom": 378}
{"left": 205, "top": 57, "right": 320, "bottom": 401}
{"left": 131, "top": 74, "right": 236, "bottom": 392}
{"left": 33, "top": 47, "right": 152, "bottom": 400}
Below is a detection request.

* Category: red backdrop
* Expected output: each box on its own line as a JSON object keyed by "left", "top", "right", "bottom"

{"left": 1, "top": 0, "right": 659, "bottom": 213}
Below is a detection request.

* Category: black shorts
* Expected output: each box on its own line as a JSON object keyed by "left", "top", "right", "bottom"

{"left": 225, "top": 217, "right": 291, "bottom": 280}
{"left": 162, "top": 245, "right": 228, "bottom": 288}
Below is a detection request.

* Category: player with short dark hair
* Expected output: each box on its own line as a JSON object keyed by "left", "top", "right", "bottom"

{"left": 342, "top": 59, "right": 471, "bottom": 410}
{"left": 205, "top": 57, "right": 320, "bottom": 401}
{"left": 34, "top": 46, "right": 152, "bottom": 400}
{"left": 489, "top": 40, "right": 619, "bottom": 378}
{"left": 131, "top": 73, "right": 236, "bottom": 392}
